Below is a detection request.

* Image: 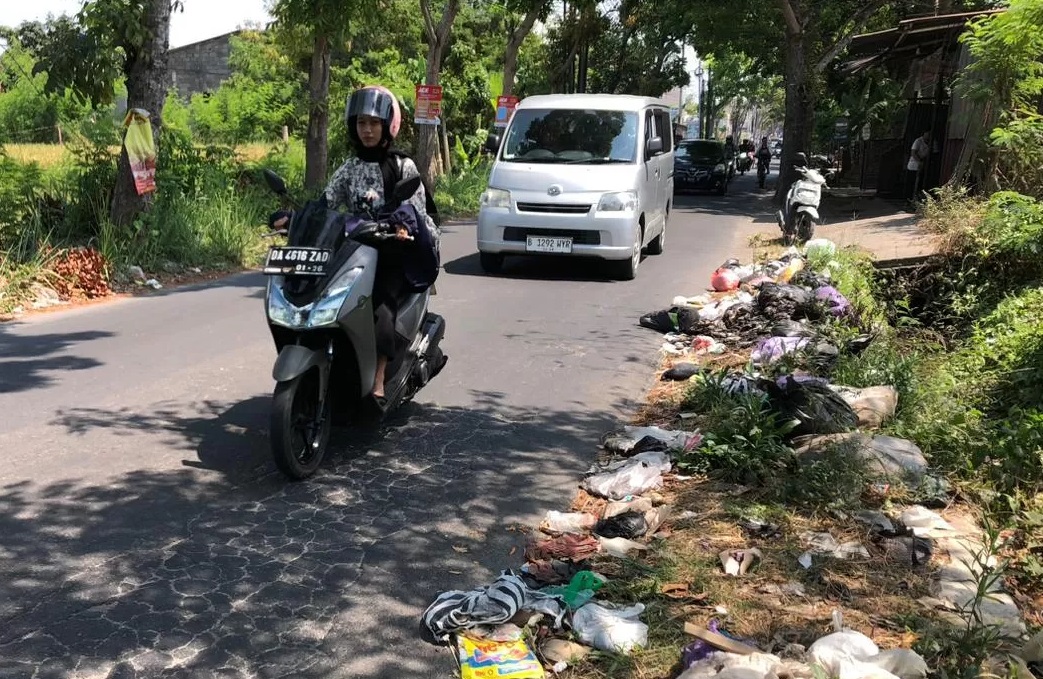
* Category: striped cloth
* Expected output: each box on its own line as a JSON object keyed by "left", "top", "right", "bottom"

{"left": 422, "top": 572, "right": 566, "bottom": 642}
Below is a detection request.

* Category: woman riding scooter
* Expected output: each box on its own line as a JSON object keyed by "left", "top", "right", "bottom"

{"left": 271, "top": 86, "right": 440, "bottom": 405}
{"left": 756, "top": 137, "right": 773, "bottom": 189}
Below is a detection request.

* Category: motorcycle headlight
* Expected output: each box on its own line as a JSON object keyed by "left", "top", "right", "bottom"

{"left": 480, "top": 187, "right": 511, "bottom": 209}
{"left": 307, "top": 266, "right": 364, "bottom": 328}
{"left": 267, "top": 280, "right": 307, "bottom": 328}
{"left": 714, "top": 163, "right": 727, "bottom": 173}
{"left": 596, "top": 191, "right": 638, "bottom": 212}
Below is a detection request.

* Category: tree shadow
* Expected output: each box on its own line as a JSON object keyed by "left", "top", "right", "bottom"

{"left": 1, "top": 392, "right": 629, "bottom": 678}
{"left": 0, "top": 325, "right": 113, "bottom": 394}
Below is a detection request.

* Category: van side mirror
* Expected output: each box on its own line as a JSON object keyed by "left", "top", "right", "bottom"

{"left": 485, "top": 132, "right": 502, "bottom": 154}
{"left": 646, "top": 137, "right": 664, "bottom": 156}
{"left": 391, "top": 176, "right": 422, "bottom": 203}
{"left": 262, "top": 169, "right": 288, "bottom": 196}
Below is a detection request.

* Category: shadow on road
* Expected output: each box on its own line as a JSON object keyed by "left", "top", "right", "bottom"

{"left": 2, "top": 391, "right": 626, "bottom": 678}
{"left": 443, "top": 251, "right": 641, "bottom": 282}
{"left": 0, "top": 326, "right": 113, "bottom": 394}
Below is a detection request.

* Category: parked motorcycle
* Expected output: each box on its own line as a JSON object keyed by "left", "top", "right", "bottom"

{"left": 775, "top": 158, "right": 827, "bottom": 246}
{"left": 261, "top": 170, "right": 448, "bottom": 480}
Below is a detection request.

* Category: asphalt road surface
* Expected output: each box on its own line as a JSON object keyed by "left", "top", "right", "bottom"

{"left": 0, "top": 170, "right": 766, "bottom": 678}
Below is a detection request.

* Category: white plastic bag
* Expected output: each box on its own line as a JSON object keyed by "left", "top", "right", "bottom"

{"left": 899, "top": 506, "right": 955, "bottom": 537}
{"left": 808, "top": 611, "right": 928, "bottom": 679}
{"left": 582, "top": 461, "right": 663, "bottom": 500}
{"left": 541, "top": 511, "right": 597, "bottom": 535}
{"left": 572, "top": 603, "right": 648, "bottom": 654}
{"left": 804, "top": 238, "right": 838, "bottom": 257}
{"left": 605, "top": 450, "right": 672, "bottom": 473}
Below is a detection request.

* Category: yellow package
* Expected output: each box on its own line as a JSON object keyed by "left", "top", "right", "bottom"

{"left": 122, "top": 108, "right": 157, "bottom": 196}
{"left": 778, "top": 258, "right": 805, "bottom": 283}
{"left": 456, "top": 636, "right": 544, "bottom": 679}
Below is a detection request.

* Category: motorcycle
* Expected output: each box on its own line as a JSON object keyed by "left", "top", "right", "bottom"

{"left": 261, "top": 169, "right": 448, "bottom": 480}
{"left": 736, "top": 151, "right": 754, "bottom": 175}
{"left": 775, "top": 162, "right": 827, "bottom": 246}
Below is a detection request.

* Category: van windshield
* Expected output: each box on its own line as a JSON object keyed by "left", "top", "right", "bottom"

{"left": 501, "top": 109, "right": 639, "bottom": 164}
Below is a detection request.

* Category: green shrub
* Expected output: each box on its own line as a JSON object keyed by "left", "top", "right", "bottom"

{"left": 435, "top": 160, "right": 489, "bottom": 219}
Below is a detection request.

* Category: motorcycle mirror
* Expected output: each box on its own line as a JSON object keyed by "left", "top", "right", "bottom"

{"left": 391, "top": 176, "right": 422, "bottom": 203}
{"left": 262, "top": 169, "right": 288, "bottom": 196}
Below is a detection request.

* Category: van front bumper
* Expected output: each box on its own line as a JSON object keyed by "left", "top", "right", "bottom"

{"left": 476, "top": 208, "right": 640, "bottom": 260}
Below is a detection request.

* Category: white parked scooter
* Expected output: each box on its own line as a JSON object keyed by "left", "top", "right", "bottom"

{"left": 775, "top": 152, "right": 827, "bottom": 246}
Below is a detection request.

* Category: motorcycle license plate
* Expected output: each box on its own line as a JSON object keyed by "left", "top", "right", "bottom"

{"left": 263, "top": 246, "right": 333, "bottom": 276}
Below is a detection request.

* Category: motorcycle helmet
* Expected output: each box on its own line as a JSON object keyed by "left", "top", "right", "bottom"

{"left": 345, "top": 85, "right": 402, "bottom": 153}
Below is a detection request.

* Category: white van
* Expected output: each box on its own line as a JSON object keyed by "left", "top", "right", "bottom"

{"left": 476, "top": 94, "right": 675, "bottom": 280}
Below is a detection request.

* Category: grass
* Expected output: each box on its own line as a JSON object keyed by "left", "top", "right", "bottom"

{"left": 2, "top": 142, "right": 273, "bottom": 170}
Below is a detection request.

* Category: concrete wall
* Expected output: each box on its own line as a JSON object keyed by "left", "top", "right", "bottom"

{"left": 168, "top": 31, "right": 240, "bottom": 98}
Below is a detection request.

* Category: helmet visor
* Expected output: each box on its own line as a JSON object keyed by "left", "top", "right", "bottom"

{"left": 348, "top": 89, "right": 395, "bottom": 121}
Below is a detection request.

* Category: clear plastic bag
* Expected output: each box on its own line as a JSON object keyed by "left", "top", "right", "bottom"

{"left": 583, "top": 461, "right": 663, "bottom": 500}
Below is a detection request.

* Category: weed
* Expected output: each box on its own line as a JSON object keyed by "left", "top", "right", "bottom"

{"left": 436, "top": 161, "right": 490, "bottom": 219}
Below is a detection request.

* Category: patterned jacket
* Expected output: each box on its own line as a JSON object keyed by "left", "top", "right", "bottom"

{"left": 324, "top": 155, "right": 440, "bottom": 243}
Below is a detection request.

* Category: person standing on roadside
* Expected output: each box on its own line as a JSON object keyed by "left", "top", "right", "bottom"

{"left": 906, "top": 130, "right": 931, "bottom": 203}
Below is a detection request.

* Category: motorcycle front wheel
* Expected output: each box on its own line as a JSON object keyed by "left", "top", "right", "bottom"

{"left": 270, "top": 368, "right": 331, "bottom": 480}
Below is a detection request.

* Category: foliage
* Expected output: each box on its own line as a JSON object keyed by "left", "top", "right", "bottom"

{"left": 435, "top": 160, "right": 490, "bottom": 218}
{"left": 958, "top": 0, "right": 1043, "bottom": 197}
{"left": 678, "top": 372, "right": 797, "bottom": 485}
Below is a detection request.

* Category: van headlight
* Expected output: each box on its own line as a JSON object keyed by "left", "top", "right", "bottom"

{"left": 307, "top": 266, "right": 364, "bottom": 327}
{"left": 481, "top": 187, "right": 511, "bottom": 209}
{"left": 597, "top": 191, "right": 638, "bottom": 212}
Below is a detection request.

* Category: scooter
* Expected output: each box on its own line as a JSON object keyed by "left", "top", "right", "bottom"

{"left": 775, "top": 159, "right": 827, "bottom": 246}
{"left": 261, "top": 170, "right": 448, "bottom": 480}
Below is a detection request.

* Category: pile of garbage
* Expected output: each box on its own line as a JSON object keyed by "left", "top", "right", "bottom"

{"left": 641, "top": 240, "right": 864, "bottom": 359}
{"left": 419, "top": 422, "right": 936, "bottom": 678}
{"left": 420, "top": 425, "right": 695, "bottom": 676}
{"left": 417, "top": 240, "right": 966, "bottom": 678}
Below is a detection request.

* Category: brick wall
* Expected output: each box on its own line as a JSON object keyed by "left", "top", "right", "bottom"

{"left": 168, "top": 31, "right": 239, "bottom": 98}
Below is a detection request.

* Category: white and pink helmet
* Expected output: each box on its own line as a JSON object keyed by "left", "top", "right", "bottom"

{"left": 345, "top": 85, "right": 402, "bottom": 146}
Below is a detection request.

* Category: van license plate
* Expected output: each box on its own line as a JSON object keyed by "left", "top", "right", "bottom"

{"left": 526, "top": 236, "right": 573, "bottom": 253}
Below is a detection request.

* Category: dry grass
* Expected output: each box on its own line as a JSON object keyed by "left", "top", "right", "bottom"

{"left": 4, "top": 143, "right": 73, "bottom": 168}
{"left": 3, "top": 143, "right": 271, "bottom": 169}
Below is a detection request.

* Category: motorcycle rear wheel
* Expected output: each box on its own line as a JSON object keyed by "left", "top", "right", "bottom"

{"left": 270, "top": 368, "right": 331, "bottom": 480}
{"left": 797, "top": 214, "right": 814, "bottom": 242}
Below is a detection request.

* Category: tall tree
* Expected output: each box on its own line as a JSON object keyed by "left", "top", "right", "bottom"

{"left": 498, "top": 0, "right": 549, "bottom": 96}
{"left": 24, "top": 1, "right": 179, "bottom": 226}
{"left": 271, "top": 0, "right": 365, "bottom": 191}
{"left": 416, "top": 0, "right": 461, "bottom": 184}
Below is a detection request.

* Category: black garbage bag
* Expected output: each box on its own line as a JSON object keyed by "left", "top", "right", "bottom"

{"left": 640, "top": 308, "right": 678, "bottom": 333}
{"left": 790, "top": 269, "right": 831, "bottom": 290}
{"left": 594, "top": 511, "right": 648, "bottom": 539}
{"left": 809, "top": 341, "right": 840, "bottom": 371}
{"left": 845, "top": 334, "right": 875, "bottom": 356}
{"left": 719, "top": 258, "right": 742, "bottom": 270}
{"left": 677, "top": 306, "right": 716, "bottom": 336}
{"left": 771, "top": 320, "right": 817, "bottom": 338}
{"left": 757, "top": 283, "right": 816, "bottom": 320}
{"left": 631, "top": 435, "right": 670, "bottom": 454}
{"left": 760, "top": 374, "right": 858, "bottom": 436}
{"left": 662, "top": 362, "right": 702, "bottom": 381}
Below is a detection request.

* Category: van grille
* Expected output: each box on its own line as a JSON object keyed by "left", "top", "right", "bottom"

{"left": 516, "top": 202, "right": 591, "bottom": 215}
{"left": 504, "top": 227, "right": 601, "bottom": 245}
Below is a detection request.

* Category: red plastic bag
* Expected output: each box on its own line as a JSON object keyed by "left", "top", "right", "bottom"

{"left": 710, "top": 267, "right": 740, "bottom": 292}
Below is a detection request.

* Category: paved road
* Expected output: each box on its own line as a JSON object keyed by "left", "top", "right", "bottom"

{"left": 0, "top": 172, "right": 763, "bottom": 679}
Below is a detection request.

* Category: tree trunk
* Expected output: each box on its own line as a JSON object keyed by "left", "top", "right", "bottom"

{"left": 304, "top": 33, "right": 331, "bottom": 192}
{"left": 503, "top": 6, "right": 541, "bottom": 97}
{"left": 417, "top": 0, "right": 461, "bottom": 186}
{"left": 110, "top": 0, "right": 171, "bottom": 228}
{"left": 775, "top": 33, "right": 813, "bottom": 203}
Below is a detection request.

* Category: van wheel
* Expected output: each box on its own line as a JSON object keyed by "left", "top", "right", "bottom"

{"left": 479, "top": 253, "right": 504, "bottom": 274}
{"left": 612, "top": 228, "right": 642, "bottom": 280}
